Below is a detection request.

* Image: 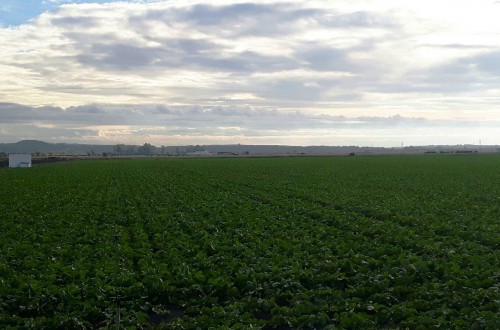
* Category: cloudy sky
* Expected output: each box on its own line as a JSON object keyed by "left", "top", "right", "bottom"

{"left": 1, "top": 0, "right": 500, "bottom": 146}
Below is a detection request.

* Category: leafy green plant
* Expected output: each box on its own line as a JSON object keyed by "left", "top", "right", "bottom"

{"left": 1, "top": 155, "right": 499, "bottom": 328}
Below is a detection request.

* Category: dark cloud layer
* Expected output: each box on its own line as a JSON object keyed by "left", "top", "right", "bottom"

{"left": 1, "top": 102, "right": 496, "bottom": 129}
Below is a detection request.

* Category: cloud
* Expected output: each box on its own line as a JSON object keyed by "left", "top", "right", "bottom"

{"left": 169, "top": 3, "right": 325, "bottom": 38}
{"left": 0, "top": 1, "right": 484, "bottom": 102}
{"left": 1, "top": 102, "right": 497, "bottom": 129}
{"left": 2, "top": 102, "right": 498, "bottom": 146}
{"left": 296, "top": 45, "right": 355, "bottom": 72}
{"left": 465, "top": 51, "right": 500, "bottom": 75}
{"left": 77, "top": 43, "right": 166, "bottom": 70}
{"left": 1, "top": 1, "right": 500, "bottom": 146}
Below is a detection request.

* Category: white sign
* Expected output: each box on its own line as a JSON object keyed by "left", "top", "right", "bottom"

{"left": 9, "top": 154, "right": 32, "bottom": 168}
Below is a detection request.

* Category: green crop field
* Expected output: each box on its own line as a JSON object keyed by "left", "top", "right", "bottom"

{"left": 0, "top": 155, "right": 499, "bottom": 329}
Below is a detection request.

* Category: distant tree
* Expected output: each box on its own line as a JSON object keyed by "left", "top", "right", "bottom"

{"left": 114, "top": 144, "right": 124, "bottom": 155}
{"left": 138, "top": 143, "right": 156, "bottom": 155}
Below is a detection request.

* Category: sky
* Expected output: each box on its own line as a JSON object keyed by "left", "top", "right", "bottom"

{"left": 1, "top": 0, "right": 500, "bottom": 147}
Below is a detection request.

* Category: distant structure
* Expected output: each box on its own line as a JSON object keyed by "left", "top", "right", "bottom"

{"left": 217, "top": 151, "right": 238, "bottom": 156}
{"left": 186, "top": 150, "right": 211, "bottom": 156}
{"left": 9, "top": 154, "right": 32, "bottom": 168}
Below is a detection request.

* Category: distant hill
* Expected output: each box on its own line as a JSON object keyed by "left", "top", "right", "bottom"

{"left": 0, "top": 140, "right": 114, "bottom": 154}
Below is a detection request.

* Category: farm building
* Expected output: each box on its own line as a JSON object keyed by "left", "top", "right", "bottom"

{"left": 9, "top": 154, "right": 32, "bottom": 168}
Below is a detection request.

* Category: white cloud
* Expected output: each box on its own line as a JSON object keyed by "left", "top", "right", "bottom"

{"left": 0, "top": 0, "right": 499, "bottom": 145}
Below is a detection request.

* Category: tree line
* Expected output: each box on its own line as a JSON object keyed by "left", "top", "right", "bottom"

{"left": 113, "top": 143, "right": 207, "bottom": 155}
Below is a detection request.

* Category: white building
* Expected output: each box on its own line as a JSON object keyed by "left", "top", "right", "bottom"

{"left": 9, "top": 154, "right": 32, "bottom": 168}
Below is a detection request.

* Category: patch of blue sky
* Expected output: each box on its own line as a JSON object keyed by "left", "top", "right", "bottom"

{"left": 0, "top": 0, "right": 159, "bottom": 27}
{"left": 0, "top": 0, "right": 46, "bottom": 27}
